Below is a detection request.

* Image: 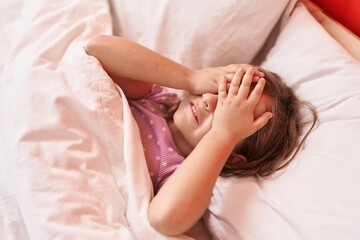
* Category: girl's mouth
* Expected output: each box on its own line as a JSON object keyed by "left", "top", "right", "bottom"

{"left": 190, "top": 102, "right": 199, "bottom": 125}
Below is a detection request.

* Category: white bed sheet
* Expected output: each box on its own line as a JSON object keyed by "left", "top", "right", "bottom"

{"left": 0, "top": 0, "right": 189, "bottom": 239}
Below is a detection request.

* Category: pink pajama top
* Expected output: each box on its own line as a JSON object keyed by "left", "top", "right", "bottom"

{"left": 129, "top": 85, "right": 184, "bottom": 194}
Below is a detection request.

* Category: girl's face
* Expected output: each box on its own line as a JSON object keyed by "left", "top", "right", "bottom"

{"left": 171, "top": 92, "right": 272, "bottom": 155}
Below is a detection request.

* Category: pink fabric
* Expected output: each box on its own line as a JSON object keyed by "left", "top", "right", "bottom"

{"left": 129, "top": 85, "right": 184, "bottom": 194}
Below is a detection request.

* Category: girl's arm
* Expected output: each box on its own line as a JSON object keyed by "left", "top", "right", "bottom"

{"left": 148, "top": 68, "right": 273, "bottom": 236}
{"left": 149, "top": 125, "right": 236, "bottom": 236}
{"left": 85, "top": 35, "right": 264, "bottom": 99}
{"left": 85, "top": 35, "right": 193, "bottom": 99}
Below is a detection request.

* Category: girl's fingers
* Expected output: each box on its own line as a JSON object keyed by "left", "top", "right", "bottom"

{"left": 225, "top": 73, "right": 260, "bottom": 85}
{"left": 238, "top": 67, "right": 256, "bottom": 99}
{"left": 252, "top": 76, "right": 260, "bottom": 82}
{"left": 224, "top": 74, "right": 234, "bottom": 81}
{"left": 248, "top": 77, "right": 266, "bottom": 106}
{"left": 225, "top": 73, "right": 235, "bottom": 86}
{"left": 253, "top": 112, "right": 273, "bottom": 132}
{"left": 218, "top": 76, "right": 227, "bottom": 99}
{"left": 229, "top": 68, "right": 244, "bottom": 96}
{"left": 227, "top": 64, "right": 264, "bottom": 77}
{"left": 254, "top": 70, "right": 265, "bottom": 77}
{"left": 225, "top": 74, "right": 233, "bottom": 90}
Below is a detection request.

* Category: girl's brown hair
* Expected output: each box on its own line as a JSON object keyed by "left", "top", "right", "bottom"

{"left": 221, "top": 67, "right": 318, "bottom": 177}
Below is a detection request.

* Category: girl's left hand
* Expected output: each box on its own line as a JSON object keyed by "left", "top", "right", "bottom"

{"left": 188, "top": 64, "right": 264, "bottom": 95}
{"left": 211, "top": 67, "right": 273, "bottom": 144}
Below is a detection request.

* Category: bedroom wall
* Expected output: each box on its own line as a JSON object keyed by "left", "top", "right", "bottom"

{"left": 311, "top": 0, "right": 360, "bottom": 37}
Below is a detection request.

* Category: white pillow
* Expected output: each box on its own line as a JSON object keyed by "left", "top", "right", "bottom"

{"left": 205, "top": 3, "right": 360, "bottom": 240}
{"left": 109, "top": 0, "right": 290, "bottom": 69}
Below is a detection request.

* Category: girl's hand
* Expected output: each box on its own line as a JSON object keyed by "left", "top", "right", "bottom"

{"left": 188, "top": 64, "right": 264, "bottom": 95}
{"left": 211, "top": 67, "right": 273, "bottom": 144}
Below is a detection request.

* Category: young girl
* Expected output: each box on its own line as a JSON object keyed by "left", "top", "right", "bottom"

{"left": 85, "top": 35, "right": 317, "bottom": 237}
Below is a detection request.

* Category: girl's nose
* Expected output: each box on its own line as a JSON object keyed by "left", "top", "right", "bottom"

{"left": 202, "top": 93, "right": 218, "bottom": 112}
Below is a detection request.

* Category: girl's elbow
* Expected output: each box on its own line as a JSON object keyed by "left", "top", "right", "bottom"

{"left": 148, "top": 207, "right": 189, "bottom": 236}
{"left": 84, "top": 35, "right": 107, "bottom": 55}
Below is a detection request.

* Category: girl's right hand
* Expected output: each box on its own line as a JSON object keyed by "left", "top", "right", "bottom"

{"left": 211, "top": 67, "right": 273, "bottom": 144}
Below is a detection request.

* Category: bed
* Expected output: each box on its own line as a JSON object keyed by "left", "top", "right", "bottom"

{"left": 1, "top": 0, "right": 359, "bottom": 239}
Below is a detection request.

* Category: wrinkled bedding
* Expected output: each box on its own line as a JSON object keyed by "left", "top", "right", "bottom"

{"left": 1, "top": 0, "right": 360, "bottom": 240}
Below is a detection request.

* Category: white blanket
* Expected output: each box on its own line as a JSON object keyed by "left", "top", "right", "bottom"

{"left": 0, "top": 0, "right": 189, "bottom": 239}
